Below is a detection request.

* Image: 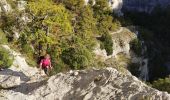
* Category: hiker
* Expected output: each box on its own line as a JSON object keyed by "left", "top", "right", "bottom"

{"left": 39, "top": 54, "right": 52, "bottom": 75}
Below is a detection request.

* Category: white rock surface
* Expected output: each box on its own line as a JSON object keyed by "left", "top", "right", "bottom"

{"left": 17, "top": 0, "right": 26, "bottom": 11}
{"left": 0, "top": 0, "right": 26, "bottom": 14}
{"left": 0, "top": 75, "right": 20, "bottom": 88}
{"left": 94, "top": 27, "right": 136, "bottom": 61}
{"left": 0, "top": 0, "right": 11, "bottom": 13}
{"left": 85, "top": 0, "right": 123, "bottom": 15}
{"left": 1, "top": 67, "right": 170, "bottom": 100}
{"left": 2, "top": 45, "right": 43, "bottom": 77}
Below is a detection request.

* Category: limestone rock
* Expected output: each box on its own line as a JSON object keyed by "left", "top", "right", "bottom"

{"left": 17, "top": 0, "right": 26, "bottom": 11}
{"left": 0, "top": 0, "right": 11, "bottom": 13}
{"left": 0, "top": 75, "right": 20, "bottom": 89}
{"left": 94, "top": 27, "right": 136, "bottom": 61}
{"left": 1, "top": 67, "right": 170, "bottom": 100}
{"left": 2, "top": 45, "right": 44, "bottom": 77}
{"left": 32, "top": 68, "right": 170, "bottom": 100}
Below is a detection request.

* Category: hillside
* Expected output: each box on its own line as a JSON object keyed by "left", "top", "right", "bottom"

{"left": 1, "top": 0, "right": 170, "bottom": 99}
{"left": 0, "top": 46, "right": 169, "bottom": 100}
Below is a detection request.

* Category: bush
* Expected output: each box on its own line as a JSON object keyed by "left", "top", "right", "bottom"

{"left": 21, "top": 44, "right": 34, "bottom": 57}
{"left": 0, "top": 48, "right": 13, "bottom": 68}
{"left": 130, "top": 38, "right": 142, "bottom": 56}
{"left": 138, "top": 28, "right": 153, "bottom": 41}
{"left": 47, "top": 46, "right": 66, "bottom": 73}
{"left": 127, "top": 63, "right": 140, "bottom": 77}
{"left": 20, "top": 43, "right": 37, "bottom": 67}
{"left": 152, "top": 77, "right": 170, "bottom": 93}
{"left": 61, "top": 46, "right": 92, "bottom": 70}
{"left": 100, "top": 33, "right": 113, "bottom": 56}
{"left": 0, "top": 29, "right": 7, "bottom": 44}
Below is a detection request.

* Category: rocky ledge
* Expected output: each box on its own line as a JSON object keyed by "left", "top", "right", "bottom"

{"left": 0, "top": 67, "right": 170, "bottom": 100}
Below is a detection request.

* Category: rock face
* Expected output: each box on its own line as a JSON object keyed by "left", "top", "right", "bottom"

{"left": 111, "top": 0, "right": 170, "bottom": 13}
{"left": 0, "top": 0, "right": 11, "bottom": 13}
{"left": 122, "top": 0, "right": 170, "bottom": 12}
{"left": 2, "top": 45, "right": 42, "bottom": 77}
{"left": 0, "top": 75, "right": 20, "bottom": 89}
{"left": 94, "top": 27, "right": 136, "bottom": 61}
{"left": 0, "top": 0, "right": 26, "bottom": 14}
{"left": 85, "top": 0, "right": 170, "bottom": 13}
{"left": 1, "top": 67, "right": 170, "bottom": 100}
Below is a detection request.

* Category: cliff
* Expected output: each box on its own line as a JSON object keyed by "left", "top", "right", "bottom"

{"left": 0, "top": 45, "right": 169, "bottom": 100}
{"left": 1, "top": 64, "right": 170, "bottom": 99}
{"left": 122, "top": 0, "right": 170, "bottom": 12}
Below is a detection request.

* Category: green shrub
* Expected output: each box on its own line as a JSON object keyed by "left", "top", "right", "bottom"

{"left": 138, "top": 28, "right": 153, "bottom": 41}
{"left": 152, "top": 77, "right": 170, "bottom": 93}
{"left": 47, "top": 47, "right": 66, "bottom": 74}
{"left": 130, "top": 38, "right": 142, "bottom": 56}
{"left": 0, "top": 48, "right": 13, "bottom": 68}
{"left": 61, "top": 46, "right": 92, "bottom": 70}
{"left": 21, "top": 44, "right": 34, "bottom": 58}
{"left": 0, "top": 29, "right": 7, "bottom": 44}
{"left": 127, "top": 63, "right": 140, "bottom": 77}
{"left": 20, "top": 43, "right": 36, "bottom": 67}
{"left": 100, "top": 33, "right": 113, "bottom": 56}
{"left": 6, "top": 0, "right": 17, "bottom": 9}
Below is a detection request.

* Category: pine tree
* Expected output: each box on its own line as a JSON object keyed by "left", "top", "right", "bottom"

{"left": 27, "top": 0, "right": 72, "bottom": 54}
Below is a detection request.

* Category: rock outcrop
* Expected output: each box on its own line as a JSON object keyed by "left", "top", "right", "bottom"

{"left": 0, "top": 45, "right": 168, "bottom": 99}
{"left": 0, "top": 0, "right": 26, "bottom": 13}
{"left": 0, "top": 67, "right": 170, "bottom": 100}
{"left": 85, "top": 0, "right": 170, "bottom": 13}
{"left": 0, "top": 75, "right": 20, "bottom": 89}
{"left": 94, "top": 27, "right": 136, "bottom": 61}
{"left": 0, "top": 0, "right": 11, "bottom": 13}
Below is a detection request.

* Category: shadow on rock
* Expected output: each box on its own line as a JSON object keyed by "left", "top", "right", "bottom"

{"left": 63, "top": 69, "right": 110, "bottom": 100}
{"left": 12, "top": 79, "right": 47, "bottom": 94}
{"left": 0, "top": 69, "right": 30, "bottom": 82}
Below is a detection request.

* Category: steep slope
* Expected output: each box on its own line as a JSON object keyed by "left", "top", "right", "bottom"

{"left": 94, "top": 27, "right": 136, "bottom": 61}
{"left": 122, "top": 0, "right": 170, "bottom": 12}
{"left": 0, "top": 45, "right": 46, "bottom": 89}
{"left": 0, "top": 44, "right": 169, "bottom": 100}
{"left": 0, "top": 0, "right": 170, "bottom": 100}
{"left": 1, "top": 67, "right": 170, "bottom": 100}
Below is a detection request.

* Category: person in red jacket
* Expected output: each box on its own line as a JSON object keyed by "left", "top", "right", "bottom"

{"left": 39, "top": 54, "right": 52, "bottom": 75}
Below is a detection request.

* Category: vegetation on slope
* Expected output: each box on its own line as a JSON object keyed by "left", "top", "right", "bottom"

{"left": 0, "top": 0, "right": 120, "bottom": 73}
{"left": 0, "top": 47, "right": 13, "bottom": 69}
{"left": 152, "top": 77, "right": 170, "bottom": 93}
{"left": 122, "top": 6, "right": 170, "bottom": 93}
{"left": 123, "top": 7, "right": 170, "bottom": 81}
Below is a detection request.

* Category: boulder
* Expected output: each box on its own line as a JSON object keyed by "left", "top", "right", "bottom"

{"left": 0, "top": 0, "right": 11, "bottom": 13}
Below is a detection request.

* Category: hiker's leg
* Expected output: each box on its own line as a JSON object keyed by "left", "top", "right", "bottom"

{"left": 46, "top": 68, "right": 50, "bottom": 76}
{"left": 43, "top": 68, "right": 48, "bottom": 75}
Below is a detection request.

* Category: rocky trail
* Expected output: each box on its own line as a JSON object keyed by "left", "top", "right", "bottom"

{"left": 110, "top": 27, "right": 124, "bottom": 35}
{"left": 0, "top": 45, "right": 47, "bottom": 93}
{"left": 1, "top": 66, "right": 170, "bottom": 100}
